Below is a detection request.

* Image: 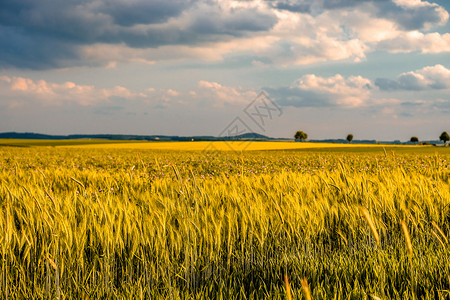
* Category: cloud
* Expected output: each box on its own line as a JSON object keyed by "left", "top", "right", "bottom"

{"left": 0, "top": 0, "right": 277, "bottom": 69}
{"left": 254, "top": 0, "right": 449, "bottom": 65}
{"left": 195, "top": 80, "right": 258, "bottom": 106}
{"left": 270, "top": 74, "right": 374, "bottom": 108}
{"left": 0, "top": 75, "right": 261, "bottom": 110}
{"left": 272, "top": 0, "right": 448, "bottom": 30}
{"left": 239, "top": 8, "right": 371, "bottom": 65}
{"left": 381, "top": 0, "right": 448, "bottom": 31}
{"left": 287, "top": 36, "right": 368, "bottom": 65}
{"left": 376, "top": 31, "right": 450, "bottom": 53}
{"left": 329, "top": 2, "right": 450, "bottom": 52}
{"left": 0, "top": 27, "right": 81, "bottom": 70}
{"left": 376, "top": 64, "right": 450, "bottom": 90}
{"left": 271, "top": 0, "right": 314, "bottom": 13}
{"left": 0, "top": 76, "right": 145, "bottom": 107}
{"left": 101, "top": 0, "right": 195, "bottom": 27}
{"left": 264, "top": 65, "right": 450, "bottom": 122}
{"left": 0, "top": 0, "right": 449, "bottom": 69}
{"left": 317, "top": 1, "right": 450, "bottom": 54}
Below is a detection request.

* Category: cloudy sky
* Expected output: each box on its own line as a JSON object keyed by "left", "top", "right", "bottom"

{"left": 1, "top": 0, "right": 449, "bottom": 140}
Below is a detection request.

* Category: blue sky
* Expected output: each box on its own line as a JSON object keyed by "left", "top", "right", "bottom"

{"left": 1, "top": 0, "right": 449, "bottom": 140}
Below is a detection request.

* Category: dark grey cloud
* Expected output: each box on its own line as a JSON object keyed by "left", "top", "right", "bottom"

{"left": 321, "top": 0, "right": 389, "bottom": 10}
{"left": 1, "top": 0, "right": 447, "bottom": 70}
{"left": 101, "top": 0, "right": 195, "bottom": 27}
{"left": 0, "top": 27, "right": 80, "bottom": 69}
{"left": 0, "top": 0, "right": 277, "bottom": 69}
{"left": 118, "top": 4, "right": 278, "bottom": 48}
{"left": 0, "top": 0, "right": 112, "bottom": 43}
{"left": 271, "top": 0, "right": 446, "bottom": 31}
{"left": 275, "top": 3, "right": 311, "bottom": 13}
{"left": 320, "top": 0, "right": 446, "bottom": 31}
{"left": 269, "top": 0, "right": 388, "bottom": 13}
{"left": 190, "top": 7, "right": 275, "bottom": 34}
{"left": 374, "top": 78, "right": 401, "bottom": 90}
{"left": 397, "top": 73, "right": 428, "bottom": 90}
{"left": 400, "top": 101, "right": 427, "bottom": 107}
{"left": 270, "top": 0, "right": 313, "bottom": 13}
{"left": 375, "top": 1, "right": 447, "bottom": 31}
{"left": 375, "top": 74, "right": 429, "bottom": 91}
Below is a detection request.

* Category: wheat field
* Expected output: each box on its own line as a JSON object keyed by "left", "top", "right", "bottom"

{"left": 62, "top": 141, "right": 396, "bottom": 151}
{"left": 0, "top": 142, "right": 449, "bottom": 299}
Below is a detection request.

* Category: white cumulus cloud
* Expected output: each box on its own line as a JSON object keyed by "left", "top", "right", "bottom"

{"left": 0, "top": 76, "right": 145, "bottom": 107}
{"left": 271, "top": 73, "right": 374, "bottom": 108}
{"left": 376, "top": 64, "right": 450, "bottom": 90}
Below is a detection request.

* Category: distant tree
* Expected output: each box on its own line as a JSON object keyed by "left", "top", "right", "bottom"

{"left": 294, "top": 131, "right": 308, "bottom": 142}
{"left": 410, "top": 136, "right": 419, "bottom": 144}
{"left": 440, "top": 131, "right": 449, "bottom": 145}
{"left": 346, "top": 134, "right": 353, "bottom": 143}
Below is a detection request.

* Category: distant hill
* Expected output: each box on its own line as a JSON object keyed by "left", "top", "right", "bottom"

{"left": 0, "top": 132, "right": 275, "bottom": 142}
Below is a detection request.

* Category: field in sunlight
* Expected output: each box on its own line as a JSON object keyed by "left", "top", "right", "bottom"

{"left": 0, "top": 139, "right": 431, "bottom": 152}
{"left": 0, "top": 141, "right": 449, "bottom": 299}
{"left": 62, "top": 140, "right": 411, "bottom": 151}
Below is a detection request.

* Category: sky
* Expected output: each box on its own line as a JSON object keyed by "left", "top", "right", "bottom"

{"left": 1, "top": 0, "right": 449, "bottom": 141}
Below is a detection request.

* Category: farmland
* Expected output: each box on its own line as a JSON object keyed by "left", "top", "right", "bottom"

{"left": 1, "top": 141, "right": 450, "bottom": 299}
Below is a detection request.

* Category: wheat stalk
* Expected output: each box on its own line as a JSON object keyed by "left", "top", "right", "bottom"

{"left": 361, "top": 207, "right": 380, "bottom": 247}
{"left": 431, "top": 221, "right": 448, "bottom": 244}
{"left": 431, "top": 230, "right": 445, "bottom": 248}
{"left": 401, "top": 220, "right": 413, "bottom": 256}
{"left": 284, "top": 273, "right": 292, "bottom": 300}
{"left": 301, "top": 278, "right": 312, "bottom": 300}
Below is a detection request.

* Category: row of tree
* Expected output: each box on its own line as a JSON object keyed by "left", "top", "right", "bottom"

{"left": 408, "top": 132, "right": 449, "bottom": 144}
{"left": 294, "top": 131, "right": 450, "bottom": 144}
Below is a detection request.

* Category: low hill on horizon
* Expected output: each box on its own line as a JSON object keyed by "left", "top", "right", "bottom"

{"left": 0, "top": 132, "right": 445, "bottom": 145}
{"left": 0, "top": 131, "right": 277, "bottom": 142}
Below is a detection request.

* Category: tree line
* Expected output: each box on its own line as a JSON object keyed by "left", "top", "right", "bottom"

{"left": 294, "top": 131, "right": 450, "bottom": 145}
